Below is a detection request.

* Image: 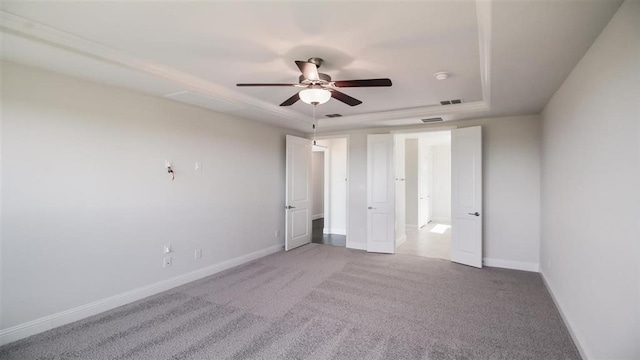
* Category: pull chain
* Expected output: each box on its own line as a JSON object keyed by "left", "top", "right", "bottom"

{"left": 312, "top": 103, "right": 317, "bottom": 145}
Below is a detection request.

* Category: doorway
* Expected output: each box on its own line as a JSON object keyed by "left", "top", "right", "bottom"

{"left": 311, "top": 138, "right": 348, "bottom": 247}
{"left": 394, "top": 131, "right": 452, "bottom": 260}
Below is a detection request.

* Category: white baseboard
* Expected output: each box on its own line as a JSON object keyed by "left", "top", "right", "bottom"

{"left": 395, "top": 234, "right": 407, "bottom": 247}
{"left": 482, "top": 257, "right": 540, "bottom": 272}
{"left": 540, "top": 271, "right": 590, "bottom": 360}
{"left": 312, "top": 214, "right": 323, "bottom": 220}
{"left": 405, "top": 224, "right": 419, "bottom": 230}
{"left": 323, "top": 228, "right": 346, "bottom": 235}
{"left": 0, "top": 244, "right": 283, "bottom": 346}
{"left": 347, "top": 242, "right": 366, "bottom": 250}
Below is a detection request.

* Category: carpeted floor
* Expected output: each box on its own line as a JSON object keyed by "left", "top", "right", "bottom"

{"left": 0, "top": 244, "right": 580, "bottom": 359}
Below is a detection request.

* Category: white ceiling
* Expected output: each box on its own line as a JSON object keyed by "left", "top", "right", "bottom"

{"left": 0, "top": 0, "right": 623, "bottom": 133}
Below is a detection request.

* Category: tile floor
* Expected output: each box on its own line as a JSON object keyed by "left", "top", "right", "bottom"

{"left": 311, "top": 218, "right": 346, "bottom": 247}
{"left": 395, "top": 222, "right": 451, "bottom": 260}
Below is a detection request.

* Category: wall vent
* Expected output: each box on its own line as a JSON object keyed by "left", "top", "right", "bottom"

{"left": 421, "top": 117, "right": 444, "bottom": 123}
{"left": 440, "top": 99, "right": 463, "bottom": 105}
{"left": 325, "top": 114, "right": 343, "bottom": 118}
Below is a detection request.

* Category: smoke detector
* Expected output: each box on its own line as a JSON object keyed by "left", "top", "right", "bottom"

{"left": 434, "top": 72, "right": 449, "bottom": 80}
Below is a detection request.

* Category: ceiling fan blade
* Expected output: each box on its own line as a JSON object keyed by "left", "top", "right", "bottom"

{"left": 236, "top": 83, "right": 299, "bottom": 87}
{"left": 295, "top": 60, "right": 320, "bottom": 81}
{"left": 280, "top": 93, "right": 300, "bottom": 106}
{"left": 333, "top": 78, "right": 392, "bottom": 87}
{"left": 331, "top": 90, "right": 362, "bottom": 106}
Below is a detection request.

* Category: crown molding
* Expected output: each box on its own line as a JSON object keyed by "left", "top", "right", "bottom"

{"left": 317, "top": 101, "right": 490, "bottom": 129}
{"left": 0, "top": 10, "right": 306, "bottom": 123}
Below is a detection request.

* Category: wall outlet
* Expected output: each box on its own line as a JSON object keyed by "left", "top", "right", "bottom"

{"left": 195, "top": 249, "right": 202, "bottom": 259}
{"left": 163, "top": 256, "right": 172, "bottom": 268}
{"left": 195, "top": 161, "right": 202, "bottom": 171}
{"left": 274, "top": 230, "right": 280, "bottom": 238}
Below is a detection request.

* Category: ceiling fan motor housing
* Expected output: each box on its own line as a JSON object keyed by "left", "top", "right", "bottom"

{"left": 299, "top": 73, "right": 332, "bottom": 84}
{"left": 236, "top": 57, "right": 391, "bottom": 107}
{"left": 307, "top": 57, "right": 324, "bottom": 68}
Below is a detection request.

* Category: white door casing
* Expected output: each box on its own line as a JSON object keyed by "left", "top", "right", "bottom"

{"left": 451, "top": 126, "right": 483, "bottom": 268}
{"left": 285, "top": 135, "right": 312, "bottom": 251}
{"left": 367, "top": 134, "right": 395, "bottom": 253}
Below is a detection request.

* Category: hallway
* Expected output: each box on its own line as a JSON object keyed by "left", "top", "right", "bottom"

{"left": 396, "top": 222, "right": 451, "bottom": 260}
{"left": 311, "top": 218, "right": 346, "bottom": 247}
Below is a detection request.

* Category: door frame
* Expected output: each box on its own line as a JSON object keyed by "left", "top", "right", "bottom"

{"left": 392, "top": 128, "right": 455, "bottom": 231}
{"left": 390, "top": 127, "right": 460, "bottom": 258}
{"left": 311, "top": 135, "right": 350, "bottom": 245}
{"left": 312, "top": 145, "right": 330, "bottom": 225}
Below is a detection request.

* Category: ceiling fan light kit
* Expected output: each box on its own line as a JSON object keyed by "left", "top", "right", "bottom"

{"left": 236, "top": 57, "right": 392, "bottom": 107}
{"left": 299, "top": 87, "right": 331, "bottom": 105}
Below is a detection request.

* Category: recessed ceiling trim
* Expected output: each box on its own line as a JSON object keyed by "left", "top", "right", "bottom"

{"left": 318, "top": 101, "right": 489, "bottom": 129}
{"left": 0, "top": 0, "right": 493, "bottom": 130}
{"left": 476, "top": 0, "right": 492, "bottom": 106}
{"left": 0, "top": 10, "right": 304, "bottom": 123}
{"left": 319, "top": 0, "right": 493, "bottom": 130}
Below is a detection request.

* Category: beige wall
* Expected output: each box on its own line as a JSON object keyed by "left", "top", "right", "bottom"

{"left": 1, "top": 62, "right": 291, "bottom": 338}
{"left": 405, "top": 139, "right": 419, "bottom": 227}
{"left": 540, "top": 0, "right": 640, "bottom": 358}
{"left": 431, "top": 144, "right": 451, "bottom": 222}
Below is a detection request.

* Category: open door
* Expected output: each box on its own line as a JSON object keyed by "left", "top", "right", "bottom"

{"left": 451, "top": 126, "right": 483, "bottom": 268}
{"left": 367, "top": 134, "right": 395, "bottom": 253}
{"left": 285, "top": 135, "right": 312, "bottom": 251}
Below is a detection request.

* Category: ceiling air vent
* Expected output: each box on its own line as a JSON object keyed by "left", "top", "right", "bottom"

{"left": 421, "top": 117, "right": 444, "bottom": 123}
{"left": 440, "top": 99, "right": 463, "bottom": 105}
{"left": 325, "top": 114, "right": 343, "bottom": 118}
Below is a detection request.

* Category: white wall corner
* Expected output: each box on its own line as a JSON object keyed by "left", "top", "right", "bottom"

{"left": 396, "top": 234, "right": 407, "bottom": 247}
{"left": 0, "top": 244, "right": 283, "bottom": 346}
{"left": 540, "top": 271, "right": 591, "bottom": 360}
{"left": 482, "top": 258, "right": 540, "bottom": 272}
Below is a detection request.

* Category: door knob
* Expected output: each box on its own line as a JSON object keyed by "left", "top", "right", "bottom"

{"left": 468, "top": 212, "right": 480, "bottom": 216}
{"left": 286, "top": 205, "right": 296, "bottom": 209}
{"left": 368, "top": 206, "right": 377, "bottom": 210}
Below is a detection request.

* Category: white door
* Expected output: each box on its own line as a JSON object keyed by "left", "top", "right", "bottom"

{"left": 451, "top": 126, "right": 483, "bottom": 268}
{"left": 285, "top": 135, "right": 312, "bottom": 251}
{"left": 367, "top": 134, "right": 395, "bottom": 253}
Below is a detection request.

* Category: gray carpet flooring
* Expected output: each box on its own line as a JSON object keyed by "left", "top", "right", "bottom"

{"left": 0, "top": 244, "right": 580, "bottom": 359}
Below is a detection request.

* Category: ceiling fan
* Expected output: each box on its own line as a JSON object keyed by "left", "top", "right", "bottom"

{"left": 236, "top": 57, "right": 392, "bottom": 107}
